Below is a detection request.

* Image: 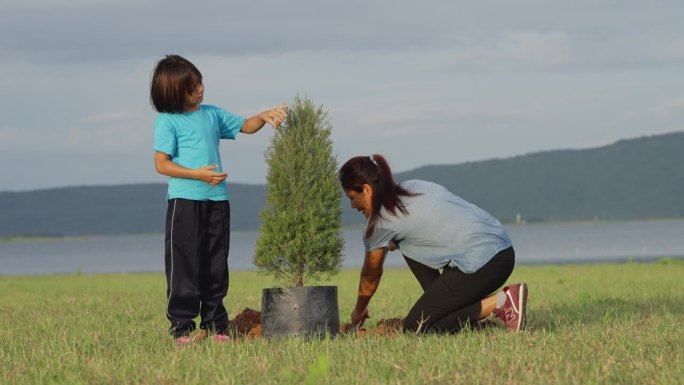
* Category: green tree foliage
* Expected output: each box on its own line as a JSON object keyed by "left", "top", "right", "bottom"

{"left": 254, "top": 96, "right": 344, "bottom": 287}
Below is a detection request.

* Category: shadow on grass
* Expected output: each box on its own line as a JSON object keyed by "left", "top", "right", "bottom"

{"left": 530, "top": 294, "right": 684, "bottom": 331}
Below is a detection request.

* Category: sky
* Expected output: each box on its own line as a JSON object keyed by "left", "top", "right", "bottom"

{"left": 1, "top": 0, "right": 683, "bottom": 191}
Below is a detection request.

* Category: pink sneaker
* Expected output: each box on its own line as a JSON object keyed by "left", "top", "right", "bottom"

{"left": 174, "top": 329, "right": 207, "bottom": 347}
{"left": 212, "top": 333, "right": 231, "bottom": 343}
{"left": 492, "top": 283, "right": 528, "bottom": 332}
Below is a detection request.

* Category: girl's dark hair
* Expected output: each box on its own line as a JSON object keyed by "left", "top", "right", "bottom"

{"left": 339, "top": 154, "right": 418, "bottom": 239}
{"left": 150, "top": 54, "right": 203, "bottom": 113}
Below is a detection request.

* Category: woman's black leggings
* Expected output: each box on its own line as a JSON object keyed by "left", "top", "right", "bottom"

{"left": 403, "top": 247, "right": 515, "bottom": 334}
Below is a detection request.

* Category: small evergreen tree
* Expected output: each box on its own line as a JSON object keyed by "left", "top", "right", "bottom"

{"left": 254, "top": 96, "right": 344, "bottom": 287}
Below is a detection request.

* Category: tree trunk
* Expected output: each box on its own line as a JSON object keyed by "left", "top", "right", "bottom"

{"left": 295, "top": 260, "right": 304, "bottom": 287}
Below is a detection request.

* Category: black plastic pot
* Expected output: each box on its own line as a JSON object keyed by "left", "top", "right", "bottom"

{"left": 261, "top": 286, "right": 340, "bottom": 339}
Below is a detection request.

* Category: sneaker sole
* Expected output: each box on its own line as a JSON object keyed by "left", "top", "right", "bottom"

{"left": 516, "top": 283, "right": 528, "bottom": 331}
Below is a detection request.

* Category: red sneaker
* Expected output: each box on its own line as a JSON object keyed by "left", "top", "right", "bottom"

{"left": 492, "top": 283, "right": 528, "bottom": 332}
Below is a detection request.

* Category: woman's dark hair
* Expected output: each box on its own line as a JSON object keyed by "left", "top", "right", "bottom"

{"left": 150, "top": 54, "right": 203, "bottom": 113}
{"left": 339, "top": 154, "right": 417, "bottom": 239}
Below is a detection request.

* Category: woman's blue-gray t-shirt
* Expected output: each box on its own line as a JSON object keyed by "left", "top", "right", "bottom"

{"left": 363, "top": 180, "right": 512, "bottom": 273}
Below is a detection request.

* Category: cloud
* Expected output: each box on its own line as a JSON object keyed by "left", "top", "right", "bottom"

{"left": 655, "top": 98, "right": 684, "bottom": 121}
{"left": 0, "top": 111, "right": 150, "bottom": 154}
{"left": 2, "top": 0, "right": 681, "bottom": 73}
{"left": 439, "top": 31, "right": 572, "bottom": 73}
{"left": 353, "top": 103, "right": 526, "bottom": 128}
{"left": 81, "top": 111, "right": 138, "bottom": 123}
{"left": 0, "top": 127, "right": 22, "bottom": 145}
{"left": 68, "top": 111, "right": 151, "bottom": 151}
{"left": 498, "top": 31, "right": 572, "bottom": 66}
{"left": 0, "top": 0, "right": 456, "bottom": 64}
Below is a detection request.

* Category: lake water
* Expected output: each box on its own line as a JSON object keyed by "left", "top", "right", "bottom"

{"left": 1, "top": 219, "right": 683, "bottom": 276}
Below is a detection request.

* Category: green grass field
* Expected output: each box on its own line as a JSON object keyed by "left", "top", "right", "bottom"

{"left": 1, "top": 260, "right": 682, "bottom": 385}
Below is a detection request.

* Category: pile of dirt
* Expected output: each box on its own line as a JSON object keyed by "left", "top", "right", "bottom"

{"left": 227, "top": 308, "right": 405, "bottom": 339}
{"left": 227, "top": 308, "right": 262, "bottom": 339}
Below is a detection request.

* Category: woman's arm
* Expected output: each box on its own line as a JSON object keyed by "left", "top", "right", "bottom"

{"left": 351, "top": 247, "right": 388, "bottom": 326}
{"left": 240, "top": 104, "right": 288, "bottom": 134}
{"left": 154, "top": 151, "right": 227, "bottom": 185}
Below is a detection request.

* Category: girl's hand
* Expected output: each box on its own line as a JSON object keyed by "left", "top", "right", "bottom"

{"left": 351, "top": 307, "right": 370, "bottom": 327}
{"left": 195, "top": 165, "right": 228, "bottom": 185}
{"left": 259, "top": 104, "right": 288, "bottom": 128}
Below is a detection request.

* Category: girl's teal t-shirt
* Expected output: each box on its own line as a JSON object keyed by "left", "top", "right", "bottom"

{"left": 153, "top": 104, "right": 245, "bottom": 201}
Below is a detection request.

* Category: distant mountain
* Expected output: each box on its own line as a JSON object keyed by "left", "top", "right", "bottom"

{"left": 0, "top": 183, "right": 266, "bottom": 237}
{"left": 397, "top": 132, "right": 684, "bottom": 223}
{"left": 1, "top": 132, "right": 682, "bottom": 237}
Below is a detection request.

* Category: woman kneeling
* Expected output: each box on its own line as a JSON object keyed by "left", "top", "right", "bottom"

{"left": 339, "top": 154, "right": 527, "bottom": 333}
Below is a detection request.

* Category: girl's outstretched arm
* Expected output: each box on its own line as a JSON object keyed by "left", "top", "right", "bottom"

{"left": 240, "top": 104, "right": 288, "bottom": 133}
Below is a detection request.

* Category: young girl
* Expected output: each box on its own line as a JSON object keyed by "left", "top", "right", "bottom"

{"left": 150, "top": 54, "right": 287, "bottom": 346}
{"left": 339, "top": 154, "right": 528, "bottom": 334}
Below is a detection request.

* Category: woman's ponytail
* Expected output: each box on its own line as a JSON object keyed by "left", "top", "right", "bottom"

{"left": 339, "top": 154, "right": 416, "bottom": 239}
